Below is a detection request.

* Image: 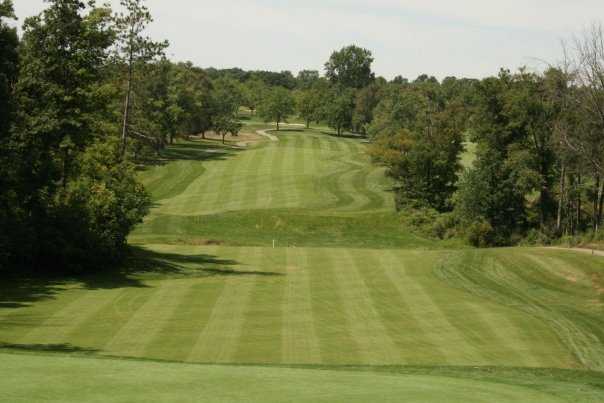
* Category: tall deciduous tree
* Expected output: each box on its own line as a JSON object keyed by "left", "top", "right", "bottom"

{"left": 12, "top": 0, "right": 151, "bottom": 270}
{"left": 324, "top": 86, "right": 355, "bottom": 136}
{"left": 258, "top": 86, "right": 295, "bottom": 131}
{"left": 325, "top": 45, "right": 374, "bottom": 89}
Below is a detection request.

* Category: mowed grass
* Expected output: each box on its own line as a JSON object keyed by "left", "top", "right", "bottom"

{"left": 4, "top": 353, "right": 604, "bottom": 403}
{"left": 2, "top": 127, "right": 604, "bottom": 401}
{"left": 0, "top": 245, "right": 576, "bottom": 368}
{"left": 130, "top": 129, "right": 453, "bottom": 248}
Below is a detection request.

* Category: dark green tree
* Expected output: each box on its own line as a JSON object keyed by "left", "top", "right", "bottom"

{"left": 324, "top": 86, "right": 355, "bottom": 136}
{"left": 0, "top": 0, "right": 19, "bottom": 269}
{"left": 325, "top": 45, "right": 375, "bottom": 89}
{"left": 258, "top": 86, "right": 295, "bottom": 131}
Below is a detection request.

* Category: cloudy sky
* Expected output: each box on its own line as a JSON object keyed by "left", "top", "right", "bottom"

{"left": 11, "top": 0, "right": 604, "bottom": 80}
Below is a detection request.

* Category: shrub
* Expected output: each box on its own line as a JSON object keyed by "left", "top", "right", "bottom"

{"left": 466, "top": 219, "right": 495, "bottom": 247}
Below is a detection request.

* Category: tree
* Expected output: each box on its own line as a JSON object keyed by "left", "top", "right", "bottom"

{"left": 324, "top": 86, "right": 355, "bottom": 136}
{"left": 296, "top": 87, "right": 323, "bottom": 129}
{"left": 0, "top": 0, "right": 18, "bottom": 269}
{"left": 258, "top": 86, "right": 295, "bottom": 131}
{"left": 241, "top": 77, "right": 266, "bottom": 116}
{"left": 114, "top": 0, "right": 167, "bottom": 158}
{"left": 453, "top": 71, "right": 527, "bottom": 245}
{"left": 369, "top": 82, "right": 464, "bottom": 211}
{"left": 325, "top": 45, "right": 375, "bottom": 89}
{"left": 352, "top": 83, "right": 382, "bottom": 134}
{"left": 296, "top": 69, "right": 320, "bottom": 89}
{"left": 12, "top": 0, "right": 151, "bottom": 270}
{"left": 212, "top": 77, "right": 242, "bottom": 143}
{"left": 0, "top": 0, "right": 17, "bottom": 139}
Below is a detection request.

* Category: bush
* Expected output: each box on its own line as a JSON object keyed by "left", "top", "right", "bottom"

{"left": 27, "top": 141, "right": 151, "bottom": 273}
{"left": 466, "top": 219, "right": 495, "bottom": 247}
{"left": 431, "top": 213, "right": 459, "bottom": 239}
{"left": 520, "top": 229, "right": 552, "bottom": 246}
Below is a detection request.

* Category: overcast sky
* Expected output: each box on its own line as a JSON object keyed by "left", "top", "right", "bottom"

{"left": 11, "top": 0, "right": 604, "bottom": 80}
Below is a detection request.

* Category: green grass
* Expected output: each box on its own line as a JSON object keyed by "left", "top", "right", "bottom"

{"left": 1, "top": 127, "right": 604, "bottom": 401}
{"left": 3, "top": 353, "right": 604, "bottom": 403}
{"left": 130, "top": 129, "right": 447, "bottom": 248}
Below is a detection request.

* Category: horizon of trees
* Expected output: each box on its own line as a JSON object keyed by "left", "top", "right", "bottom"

{"left": 3, "top": 0, "right": 604, "bottom": 276}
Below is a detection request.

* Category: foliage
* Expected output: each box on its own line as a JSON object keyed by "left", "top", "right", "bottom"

{"left": 257, "top": 86, "right": 295, "bottom": 130}
{"left": 368, "top": 82, "right": 464, "bottom": 211}
{"left": 324, "top": 86, "right": 355, "bottom": 136}
{"left": 113, "top": 0, "right": 168, "bottom": 158}
{"left": 325, "top": 44, "right": 375, "bottom": 89}
{"left": 1, "top": 0, "right": 152, "bottom": 272}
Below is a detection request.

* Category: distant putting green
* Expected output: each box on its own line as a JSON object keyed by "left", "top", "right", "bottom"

{"left": 2, "top": 128, "right": 604, "bottom": 401}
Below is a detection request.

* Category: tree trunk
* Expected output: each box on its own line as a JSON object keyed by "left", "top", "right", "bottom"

{"left": 597, "top": 176, "right": 604, "bottom": 232}
{"left": 201, "top": 131, "right": 206, "bottom": 140}
{"left": 557, "top": 164, "right": 565, "bottom": 234}
{"left": 276, "top": 120, "right": 280, "bottom": 131}
{"left": 594, "top": 174, "right": 600, "bottom": 232}
{"left": 222, "top": 132, "right": 226, "bottom": 144}
{"left": 577, "top": 173, "right": 582, "bottom": 231}
{"left": 120, "top": 42, "right": 134, "bottom": 159}
{"left": 169, "top": 132, "right": 174, "bottom": 145}
{"left": 306, "top": 118, "right": 310, "bottom": 129}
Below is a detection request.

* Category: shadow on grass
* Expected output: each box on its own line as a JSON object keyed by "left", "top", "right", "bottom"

{"left": 320, "top": 131, "right": 366, "bottom": 140}
{"left": 137, "top": 140, "right": 241, "bottom": 170}
{"left": 0, "top": 246, "right": 281, "bottom": 310}
{"left": 0, "top": 342, "right": 98, "bottom": 355}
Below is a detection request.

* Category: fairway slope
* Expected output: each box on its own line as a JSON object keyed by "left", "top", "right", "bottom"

{"left": 2, "top": 129, "right": 604, "bottom": 401}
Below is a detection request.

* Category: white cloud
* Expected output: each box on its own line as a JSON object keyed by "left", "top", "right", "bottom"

{"left": 11, "top": 0, "right": 604, "bottom": 79}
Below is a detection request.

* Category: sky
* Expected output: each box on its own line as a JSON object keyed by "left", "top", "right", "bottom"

{"left": 10, "top": 0, "right": 604, "bottom": 80}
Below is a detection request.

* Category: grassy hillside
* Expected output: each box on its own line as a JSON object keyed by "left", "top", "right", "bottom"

{"left": 1, "top": 127, "right": 604, "bottom": 401}
{"left": 130, "top": 129, "right": 457, "bottom": 249}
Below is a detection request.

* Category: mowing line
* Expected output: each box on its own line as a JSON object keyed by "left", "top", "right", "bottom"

{"left": 307, "top": 248, "right": 362, "bottom": 364}
{"left": 330, "top": 249, "right": 401, "bottom": 364}
{"left": 17, "top": 288, "right": 125, "bottom": 347}
{"left": 233, "top": 247, "right": 286, "bottom": 363}
{"left": 187, "top": 248, "right": 255, "bottom": 363}
{"left": 236, "top": 147, "right": 264, "bottom": 211}
{"left": 281, "top": 247, "right": 322, "bottom": 364}
{"left": 360, "top": 250, "right": 450, "bottom": 364}
{"left": 142, "top": 278, "right": 227, "bottom": 362}
{"left": 386, "top": 250, "right": 487, "bottom": 365}
{"left": 269, "top": 139, "right": 285, "bottom": 207}
{"left": 209, "top": 144, "right": 247, "bottom": 212}
{"left": 102, "top": 280, "right": 192, "bottom": 358}
{"left": 461, "top": 301, "right": 546, "bottom": 367}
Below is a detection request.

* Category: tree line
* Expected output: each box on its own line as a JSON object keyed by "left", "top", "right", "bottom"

{"left": 0, "top": 0, "right": 247, "bottom": 272}
{"left": 3, "top": 0, "right": 604, "bottom": 276}
{"left": 367, "top": 26, "right": 604, "bottom": 247}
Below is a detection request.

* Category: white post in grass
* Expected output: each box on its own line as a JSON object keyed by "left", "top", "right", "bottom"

{"left": 273, "top": 239, "right": 275, "bottom": 249}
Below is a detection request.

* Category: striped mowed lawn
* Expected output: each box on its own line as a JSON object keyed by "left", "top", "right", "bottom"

{"left": 0, "top": 245, "right": 577, "bottom": 368}
{"left": 2, "top": 128, "right": 604, "bottom": 401}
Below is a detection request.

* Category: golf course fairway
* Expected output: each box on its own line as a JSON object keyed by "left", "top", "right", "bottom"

{"left": 2, "top": 128, "right": 604, "bottom": 401}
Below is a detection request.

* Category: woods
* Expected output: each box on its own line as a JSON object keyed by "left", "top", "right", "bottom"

{"left": 3, "top": 0, "right": 604, "bottom": 276}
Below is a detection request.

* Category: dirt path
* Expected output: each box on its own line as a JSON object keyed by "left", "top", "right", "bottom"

{"left": 256, "top": 124, "right": 307, "bottom": 142}
{"left": 256, "top": 129, "right": 279, "bottom": 142}
{"left": 544, "top": 246, "right": 604, "bottom": 257}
